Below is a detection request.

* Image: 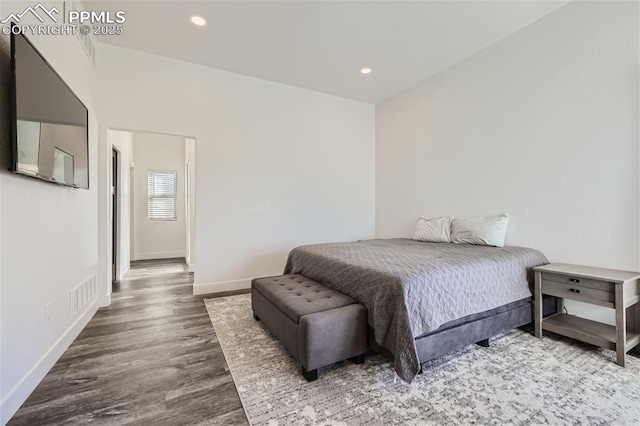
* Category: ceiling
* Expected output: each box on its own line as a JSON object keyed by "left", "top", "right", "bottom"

{"left": 89, "top": 1, "right": 569, "bottom": 103}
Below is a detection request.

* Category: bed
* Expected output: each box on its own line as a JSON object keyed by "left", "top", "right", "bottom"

{"left": 284, "top": 238, "right": 553, "bottom": 383}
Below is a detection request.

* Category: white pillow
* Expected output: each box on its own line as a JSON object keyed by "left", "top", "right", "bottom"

{"left": 413, "top": 216, "right": 452, "bottom": 243}
{"left": 451, "top": 215, "right": 509, "bottom": 247}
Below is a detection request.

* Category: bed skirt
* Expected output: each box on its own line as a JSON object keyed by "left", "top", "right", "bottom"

{"left": 368, "top": 295, "right": 558, "bottom": 364}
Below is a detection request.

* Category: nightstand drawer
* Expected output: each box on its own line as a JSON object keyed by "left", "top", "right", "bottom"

{"left": 541, "top": 272, "right": 614, "bottom": 293}
{"left": 541, "top": 279, "right": 614, "bottom": 308}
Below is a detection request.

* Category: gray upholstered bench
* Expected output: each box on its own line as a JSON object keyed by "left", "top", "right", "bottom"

{"left": 251, "top": 274, "right": 367, "bottom": 381}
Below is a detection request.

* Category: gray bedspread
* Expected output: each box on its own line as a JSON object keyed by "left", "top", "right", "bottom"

{"left": 284, "top": 239, "right": 548, "bottom": 383}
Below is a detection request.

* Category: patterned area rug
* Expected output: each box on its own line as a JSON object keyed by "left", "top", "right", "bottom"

{"left": 205, "top": 294, "right": 640, "bottom": 425}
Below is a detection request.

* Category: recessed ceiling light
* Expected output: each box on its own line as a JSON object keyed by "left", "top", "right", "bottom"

{"left": 360, "top": 67, "right": 372, "bottom": 75}
{"left": 190, "top": 16, "right": 206, "bottom": 26}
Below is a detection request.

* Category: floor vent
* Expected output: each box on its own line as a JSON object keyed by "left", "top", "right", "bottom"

{"left": 69, "top": 275, "right": 97, "bottom": 319}
{"left": 65, "top": 1, "right": 97, "bottom": 67}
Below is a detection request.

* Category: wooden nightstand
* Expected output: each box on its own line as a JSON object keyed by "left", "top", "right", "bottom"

{"left": 533, "top": 263, "right": 640, "bottom": 367}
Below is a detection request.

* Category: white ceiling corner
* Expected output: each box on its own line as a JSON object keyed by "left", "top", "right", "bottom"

{"left": 90, "top": 0, "right": 569, "bottom": 103}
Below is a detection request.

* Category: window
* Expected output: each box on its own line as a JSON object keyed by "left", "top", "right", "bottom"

{"left": 148, "top": 171, "right": 177, "bottom": 220}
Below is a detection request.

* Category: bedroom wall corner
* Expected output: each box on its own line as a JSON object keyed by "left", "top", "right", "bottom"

{"left": 374, "top": 1, "right": 640, "bottom": 324}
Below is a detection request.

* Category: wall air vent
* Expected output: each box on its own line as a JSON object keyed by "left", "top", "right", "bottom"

{"left": 65, "top": 1, "right": 96, "bottom": 67}
{"left": 69, "top": 275, "right": 97, "bottom": 319}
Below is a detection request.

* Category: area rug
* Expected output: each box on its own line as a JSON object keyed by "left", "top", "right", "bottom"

{"left": 204, "top": 294, "right": 640, "bottom": 425}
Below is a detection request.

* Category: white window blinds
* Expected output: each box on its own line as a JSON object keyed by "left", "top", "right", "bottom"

{"left": 148, "top": 171, "right": 177, "bottom": 220}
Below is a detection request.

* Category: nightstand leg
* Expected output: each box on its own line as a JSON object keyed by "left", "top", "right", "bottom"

{"left": 534, "top": 270, "right": 543, "bottom": 338}
{"left": 615, "top": 284, "right": 626, "bottom": 367}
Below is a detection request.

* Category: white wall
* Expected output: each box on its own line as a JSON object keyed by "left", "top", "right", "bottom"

{"left": 97, "top": 45, "right": 375, "bottom": 294}
{"left": 132, "top": 132, "right": 186, "bottom": 260}
{"left": 0, "top": 1, "right": 100, "bottom": 421}
{"left": 375, "top": 1, "right": 639, "bottom": 324}
{"left": 109, "top": 130, "right": 134, "bottom": 278}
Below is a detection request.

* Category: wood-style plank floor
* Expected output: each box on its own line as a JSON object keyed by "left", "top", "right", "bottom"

{"left": 9, "top": 259, "right": 249, "bottom": 425}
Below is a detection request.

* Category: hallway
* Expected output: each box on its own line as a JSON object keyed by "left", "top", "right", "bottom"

{"left": 9, "top": 259, "right": 247, "bottom": 425}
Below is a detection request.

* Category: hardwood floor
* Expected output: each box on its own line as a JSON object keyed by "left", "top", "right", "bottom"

{"left": 9, "top": 259, "right": 640, "bottom": 425}
{"left": 9, "top": 259, "right": 249, "bottom": 425}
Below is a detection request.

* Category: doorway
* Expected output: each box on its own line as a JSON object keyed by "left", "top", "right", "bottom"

{"left": 107, "top": 129, "right": 197, "bottom": 292}
{"left": 112, "top": 148, "right": 119, "bottom": 283}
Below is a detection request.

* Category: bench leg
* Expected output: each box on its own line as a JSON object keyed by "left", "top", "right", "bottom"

{"left": 475, "top": 339, "right": 490, "bottom": 348}
{"left": 351, "top": 354, "right": 365, "bottom": 364}
{"left": 302, "top": 368, "right": 318, "bottom": 382}
{"left": 253, "top": 313, "right": 260, "bottom": 321}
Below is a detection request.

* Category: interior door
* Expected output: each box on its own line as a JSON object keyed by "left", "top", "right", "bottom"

{"left": 112, "top": 149, "right": 118, "bottom": 282}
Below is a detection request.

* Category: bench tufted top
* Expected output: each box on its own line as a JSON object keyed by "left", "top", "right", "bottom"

{"left": 252, "top": 274, "right": 356, "bottom": 324}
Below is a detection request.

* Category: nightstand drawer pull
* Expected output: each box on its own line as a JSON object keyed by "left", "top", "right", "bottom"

{"left": 569, "top": 278, "right": 580, "bottom": 283}
{"left": 569, "top": 288, "right": 581, "bottom": 293}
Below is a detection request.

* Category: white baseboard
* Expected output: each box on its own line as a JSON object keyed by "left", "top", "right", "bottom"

{"left": 188, "top": 263, "right": 196, "bottom": 273}
{"left": 98, "top": 293, "right": 111, "bottom": 308}
{"left": 0, "top": 298, "right": 99, "bottom": 424}
{"left": 193, "top": 278, "right": 251, "bottom": 295}
{"left": 119, "top": 263, "right": 130, "bottom": 279}
{"left": 134, "top": 251, "right": 185, "bottom": 261}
